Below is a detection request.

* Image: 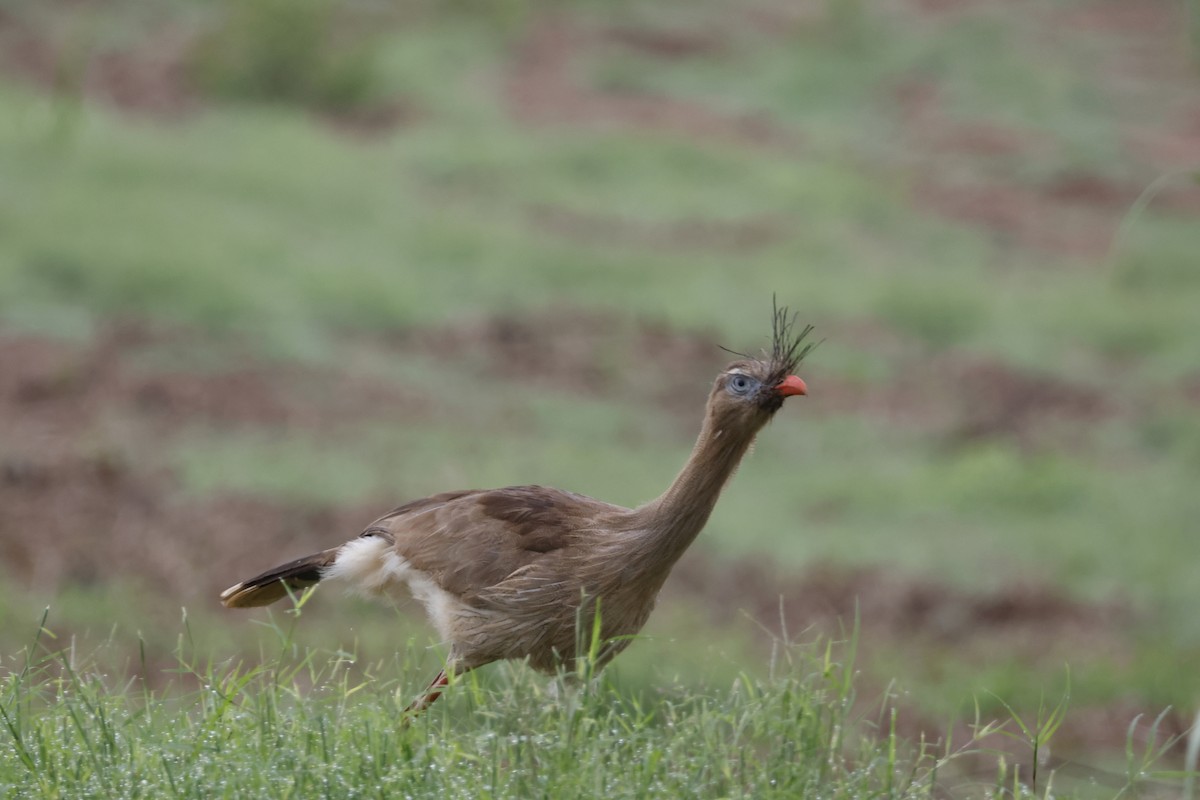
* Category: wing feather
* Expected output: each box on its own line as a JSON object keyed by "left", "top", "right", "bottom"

{"left": 366, "top": 485, "right": 625, "bottom": 601}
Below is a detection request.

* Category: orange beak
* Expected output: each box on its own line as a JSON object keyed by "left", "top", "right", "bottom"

{"left": 776, "top": 375, "right": 807, "bottom": 397}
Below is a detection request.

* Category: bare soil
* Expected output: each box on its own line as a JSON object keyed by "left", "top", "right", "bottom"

{"left": 670, "top": 555, "right": 1130, "bottom": 662}
{"left": 503, "top": 14, "right": 801, "bottom": 152}
{"left": 0, "top": 322, "right": 426, "bottom": 441}
{"left": 528, "top": 205, "right": 784, "bottom": 256}
{"left": 806, "top": 349, "right": 1113, "bottom": 450}
{"left": 0, "top": 15, "right": 199, "bottom": 116}
{"left": 0, "top": 9, "right": 411, "bottom": 133}
{"left": 402, "top": 307, "right": 724, "bottom": 419}
{"left": 0, "top": 322, "right": 415, "bottom": 596}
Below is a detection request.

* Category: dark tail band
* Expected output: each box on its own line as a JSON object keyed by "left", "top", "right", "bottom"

{"left": 219, "top": 548, "right": 338, "bottom": 608}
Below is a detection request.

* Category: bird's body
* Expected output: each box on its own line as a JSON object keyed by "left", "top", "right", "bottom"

{"left": 323, "top": 485, "right": 648, "bottom": 674}
{"left": 221, "top": 306, "right": 814, "bottom": 711}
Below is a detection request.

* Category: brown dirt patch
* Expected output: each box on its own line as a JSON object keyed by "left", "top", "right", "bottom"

{"left": 601, "top": 25, "right": 725, "bottom": 60}
{"left": 804, "top": 346, "right": 1112, "bottom": 448}
{"left": 0, "top": 19, "right": 199, "bottom": 116}
{"left": 1125, "top": 122, "right": 1200, "bottom": 174}
{"left": 941, "top": 357, "right": 1109, "bottom": 445}
{"left": 0, "top": 12, "right": 410, "bottom": 133}
{"left": 0, "top": 450, "right": 380, "bottom": 600}
{"left": 316, "top": 100, "right": 418, "bottom": 139}
{"left": 915, "top": 172, "right": 1200, "bottom": 257}
{"left": 402, "top": 307, "right": 725, "bottom": 421}
{"left": 1041, "top": 172, "right": 1200, "bottom": 219}
{"left": 528, "top": 205, "right": 783, "bottom": 254}
{"left": 891, "top": 76, "right": 1057, "bottom": 161}
{"left": 1062, "top": 0, "right": 1178, "bottom": 36}
{"left": 504, "top": 14, "right": 800, "bottom": 152}
{"left": 913, "top": 178, "right": 1114, "bottom": 259}
{"left": 0, "top": 322, "right": 433, "bottom": 597}
{"left": 0, "top": 322, "right": 426, "bottom": 456}
{"left": 1181, "top": 374, "right": 1200, "bottom": 407}
{"left": 668, "top": 556, "right": 1130, "bottom": 660}
{"left": 908, "top": 0, "right": 993, "bottom": 14}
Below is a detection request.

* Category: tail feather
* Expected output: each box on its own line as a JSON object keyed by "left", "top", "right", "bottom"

{"left": 220, "top": 548, "right": 339, "bottom": 608}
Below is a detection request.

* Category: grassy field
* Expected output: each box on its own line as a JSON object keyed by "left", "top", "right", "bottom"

{"left": 4, "top": 605, "right": 1192, "bottom": 799}
{"left": 0, "top": 611, "right": 1017, "bottom": 799}
{"left": 1, "top": 0, "right": 1199, "bottom": 795}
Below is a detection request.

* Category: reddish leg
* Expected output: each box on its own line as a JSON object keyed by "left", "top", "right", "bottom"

{"left": 403, "top": 669, "right": 449, "bottom": 716}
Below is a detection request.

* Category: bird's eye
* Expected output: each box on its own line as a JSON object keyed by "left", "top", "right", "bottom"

{"left": 728, "top": 374, "right": 754, "bottom": 395}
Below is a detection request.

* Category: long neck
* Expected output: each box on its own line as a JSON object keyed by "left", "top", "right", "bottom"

{"left": 630, "top": 410, "right": 759, "bottom": 573}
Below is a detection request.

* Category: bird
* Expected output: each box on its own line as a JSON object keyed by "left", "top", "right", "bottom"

{"left": 220, "top": 303, "right": 815, "bottom": 714}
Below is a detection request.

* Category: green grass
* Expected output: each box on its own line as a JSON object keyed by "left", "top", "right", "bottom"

{"left": 2, "top": 607, "right": 1187, "bottom": 799}
{"left": 0, "top": 609, "right": 879, "bottom": 798}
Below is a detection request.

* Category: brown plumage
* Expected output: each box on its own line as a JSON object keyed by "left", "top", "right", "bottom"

{"left": 220, "top": 305, "right": 815, "bottom": 713}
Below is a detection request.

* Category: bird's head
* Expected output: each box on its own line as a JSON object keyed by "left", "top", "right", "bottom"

{"left": 707, "top": 301, "right": 816, "bottom": 430}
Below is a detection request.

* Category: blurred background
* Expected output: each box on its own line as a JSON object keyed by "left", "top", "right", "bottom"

{"left": 1, "top": 0, "right": 1198, "bottom": 761}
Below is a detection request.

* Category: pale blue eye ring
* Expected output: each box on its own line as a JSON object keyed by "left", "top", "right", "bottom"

{"left": 729, "top": 374, "right": 753, "bottom": 394}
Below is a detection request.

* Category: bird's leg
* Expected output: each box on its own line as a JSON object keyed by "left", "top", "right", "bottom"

{"left": 403, "top": 669, "right": 450, "bottom": 717}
